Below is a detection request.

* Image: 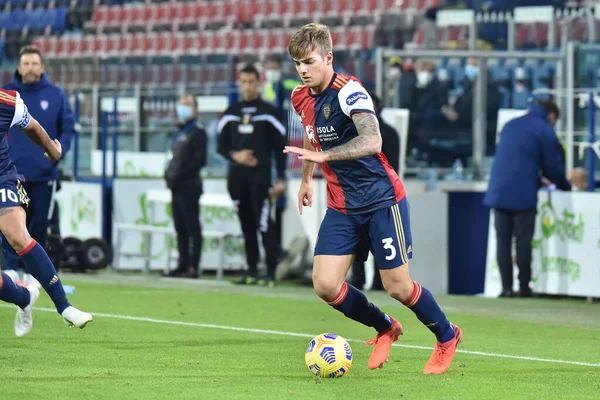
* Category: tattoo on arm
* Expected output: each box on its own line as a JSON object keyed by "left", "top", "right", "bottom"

{"left": 0, "top": 208, "right": 15, "bottom": 217}
{"left": 325, "top": 113, "right": 382, "bottom": 161}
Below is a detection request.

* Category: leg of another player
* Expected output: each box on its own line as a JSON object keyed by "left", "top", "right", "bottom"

{"left": 380, "top": 265, "right": 462, "bottom": 374}
{"left": 1, "top": 238, "right": 21, "bottom": 283}
{"left": 0, "top": 205, "right": 92, "bottom": 329}
{"left": 0, "top": 264, "right": 39, "bottom": 337}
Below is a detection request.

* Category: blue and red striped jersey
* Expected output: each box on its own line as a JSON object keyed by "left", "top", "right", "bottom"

{"left": 291, "top": 73, "right": 405, "bottom": 215}
{"left": 0, "top": 89, "right": 31, "bottom": 181}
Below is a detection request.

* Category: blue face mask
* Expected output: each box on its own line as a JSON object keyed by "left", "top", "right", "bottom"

{"left": 464, "top": 65, "right": 479, "bottom": 81}
{"left": 176, "top": 104, "right": 193, "bottom": 121}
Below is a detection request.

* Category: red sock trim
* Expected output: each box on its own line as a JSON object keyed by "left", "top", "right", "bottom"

{"left": 402, "top": 281, "right": 422, "bottom": 308}
{"left": 327, "top": 282, "right": 349, "bottom": 307}
{"left": 17, "top": 239, "right": 37, "bottom": 256}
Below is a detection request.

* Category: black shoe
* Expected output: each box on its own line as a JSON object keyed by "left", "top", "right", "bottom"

{"left": 184, "top": 267, "right": 200, "bottom": 279}
{"left": 517, "top": 289, "right": 535, "bottom": 298}
{"left": 498, "top": 290, "right": 514, "bottom": 298}
{"left": 161, "top": 268, "right": 185, "bottom": 278}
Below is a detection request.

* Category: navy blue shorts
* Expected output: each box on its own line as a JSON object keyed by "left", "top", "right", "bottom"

{"left": 314, "top": 197, "right": 413, "bottom": 270}
{"left": 0, "top": 179, "right": 29, "bottom": 209}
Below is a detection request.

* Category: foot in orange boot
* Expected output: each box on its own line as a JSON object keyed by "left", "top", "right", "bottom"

{"left": 423, "top": 324, "right": 462, "bottom": 375}
{"left": 366, "top": 317, "right": 403, "bottom": 369}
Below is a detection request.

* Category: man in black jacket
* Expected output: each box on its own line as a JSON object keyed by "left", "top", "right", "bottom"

{"left": 163, "top": 95, "right": 207, "bottom": 279}
{"left": 217, "top": 64, "right": 286, "bottom": 287}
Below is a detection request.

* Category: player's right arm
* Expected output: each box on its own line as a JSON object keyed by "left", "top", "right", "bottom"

{"left": 10, "top": 91, "right": 61, "bottom": 162}
{"left": 302, "top": 131, "right": 316, "bottom": 182}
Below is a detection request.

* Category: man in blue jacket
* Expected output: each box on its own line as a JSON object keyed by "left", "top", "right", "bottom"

{"left": 484, "top": 99, "right": 570, "bottom": 298}
{"left": 2, "top": 45, "right": 76, "bottom": 286}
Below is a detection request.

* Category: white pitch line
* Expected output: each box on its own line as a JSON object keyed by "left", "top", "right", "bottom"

{"left": 2, "top": 304, "right": 599, "bottom": 368}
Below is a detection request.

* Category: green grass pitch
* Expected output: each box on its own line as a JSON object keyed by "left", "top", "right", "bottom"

{"left": 0, "top": 273, "right": 598, "bottom": 399}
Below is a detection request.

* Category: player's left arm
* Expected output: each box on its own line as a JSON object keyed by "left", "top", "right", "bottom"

{"left": 324, "top": 113, "right": 382, "bottom": 161}
{"left": 323, "top": 80, "right": 382, "bottom": 161}
{"left": 22, "top": 119, "right": 62, "bottom": 162}
{"left": 11, "top": 93, "right": 61, "bottom": 162}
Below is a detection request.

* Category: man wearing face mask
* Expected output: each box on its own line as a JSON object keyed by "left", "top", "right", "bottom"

{"left": 484, "top": 100, "right": 571, "bottom": 298}
{"left": 1, "top": 45, "right": 76, "bottom": 287}
{"left": 163, "top": 95, "right": 207, "bottom": 278}
{"left": 217, "top": 64, "right": 286, "bottom": 287}
{"left": 262, "top": 56, "right": 300, "bottom": 111}
{"left": 440, "top": 58, "right": 500, "bottom": 155}
{"left": 414, "top": 59, "right": 448, "bottom": 145}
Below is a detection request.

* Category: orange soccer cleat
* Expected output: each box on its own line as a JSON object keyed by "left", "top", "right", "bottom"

{"left": 423, "top": 324, "right": 463, "bottom": 375}
{"left": 366, "top": 317, "right": 403, "bottom": 369}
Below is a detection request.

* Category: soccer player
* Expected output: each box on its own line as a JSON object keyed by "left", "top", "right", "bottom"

{"left": 283, "top": 24, "right": 462, "bottom": 375}
{"left": 0, "top": 88, "right": 92, "bottom": 336}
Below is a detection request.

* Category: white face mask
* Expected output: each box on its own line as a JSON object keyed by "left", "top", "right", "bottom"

{"left": 265, "top": 69, "right": 282, "bottom": 83}
{"left": 416, "top": 71, "right": 433, "bottom": 87}
{"left": 386, "top": 68, "right": 401, "bottom": 80}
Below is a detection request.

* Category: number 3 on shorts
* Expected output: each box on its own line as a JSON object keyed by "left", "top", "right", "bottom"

{"left": 0, "top": 188, "right": 19, "bottom": 203}
{"left": 382, "top": 237, "right": 396, "bottom": 261}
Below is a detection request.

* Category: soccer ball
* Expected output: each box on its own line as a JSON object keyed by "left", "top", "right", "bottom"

{"left": 305, "top": 333, "right": 353, "bottom": 378}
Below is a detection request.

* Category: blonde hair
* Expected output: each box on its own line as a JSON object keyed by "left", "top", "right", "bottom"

{"left": 288, "top": 23, "right": 333, "bottom": 60}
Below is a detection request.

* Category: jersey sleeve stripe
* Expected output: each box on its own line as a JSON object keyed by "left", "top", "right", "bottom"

{"left": 216, "top": 115, "right": 241, "bottom": 134}
{"left": 0, "top": 91, "right": 16, "bottom": 106}
{"left": 336, "top": 76, "right": 348, "bottom": 85}
{"left": 292, "top": 84, "right": 305, "bottom": 93}
{"left": 251, "top": 114, "right": 286, "bottom": 136}
{"left": 349, "top": 109, "right": 376, "bottom": 117}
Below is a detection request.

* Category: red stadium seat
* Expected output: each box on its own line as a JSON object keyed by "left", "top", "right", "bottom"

{"left": 105, "top": 34, "right": 119, "bottom": 57}
{"left": 88, "top": 6, "right": 109, "bottom": 27}
{"left": 52, "top": 37, "right": 65, "bottom": 59}
{"left": 77, "top": 37, "right": 88, "bottom": 58}
{"left": 35, "top": 37, "right": 52, "bottom": 55}
{"left": 238, "top": 30, "right": 252, "bottom": 53}
{"left": 126, "top": 33, "right": 141, "bottom": 55}
{"left": 252, "top": 30, "right": 266, "bottom": 51}
{"left": 155, "top": 32, "right": 168, "bottom": 56}
{"left": 182, "top": 31, "right": 196, "bottom": 54}
{"left": 129, "top": 5, "right": 144, "bottom": 27}
{"left": 170, "top": 32, "right": 184, "bottom": 55}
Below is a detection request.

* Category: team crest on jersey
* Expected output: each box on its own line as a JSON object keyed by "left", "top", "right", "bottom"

{"left": 40, "top": 100, "right": 49, "bottom": 110}
{"left": 322, "top": 104, "right": 331, "bottom": 120}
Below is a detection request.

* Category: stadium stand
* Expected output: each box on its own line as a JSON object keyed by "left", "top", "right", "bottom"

{"left": 0, "top": 0, "right": 595, "bottom": 97}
